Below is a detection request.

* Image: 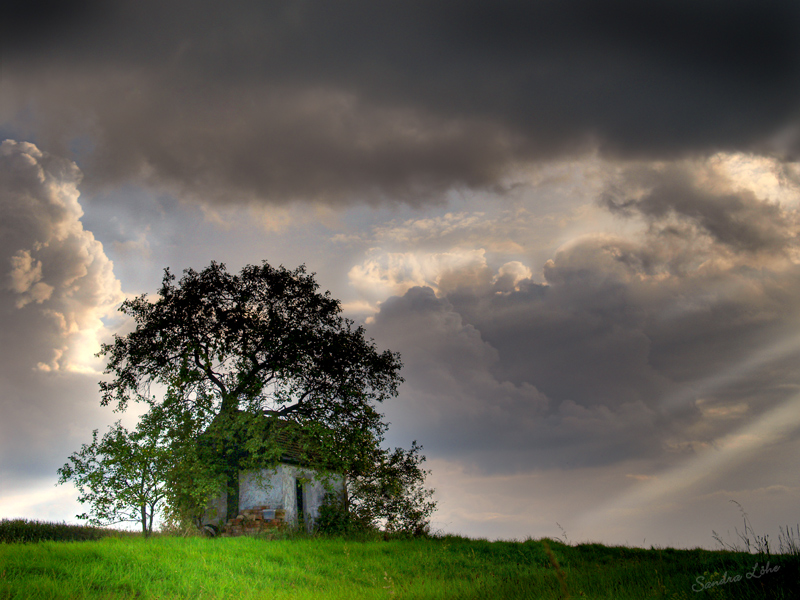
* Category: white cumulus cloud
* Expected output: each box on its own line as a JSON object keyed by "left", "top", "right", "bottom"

{"left": 1, "top": 139, "right": 124, "bottom": 373}
{"left": 348, "top": 248, "right": 491, "bottom": 303}
{"left": 0, "top": 141, "right": 126, "bottom": 506}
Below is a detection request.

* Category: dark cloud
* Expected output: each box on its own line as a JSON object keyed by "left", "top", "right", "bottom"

{"left": 1, "top": 0, "right": 104, "bottom": 48}
{"left": 4, "top": 0, "right": 800, "bottom": 205}
{"left": 479, "top": 236, "right": 800, "bottom": 402}
{"left": 369, "top": 207, "right": 800, "bottom": 473}
{"left": 370, "top": 284, "right": 666, "bottom": 472}
{"left": 602, "top": 164, "right": 799, "bottom": 254}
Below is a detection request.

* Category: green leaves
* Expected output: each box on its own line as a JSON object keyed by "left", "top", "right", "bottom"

{"left": 78, "top": 259, "right": 431, "bottom": 531}
{"left": 348, "top": 441, "right": 436, "bottom": 536}
{"left": 316, "top": 440, "right": 437, "bottom": 537}
{"left": 57, "top": 422, "right": 170, "bottom": 536}
{"left": 97, "top": 261, "right": 402, "bottom": 426}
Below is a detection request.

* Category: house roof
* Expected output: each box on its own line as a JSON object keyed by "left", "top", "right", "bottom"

{"left": 267, "top": 415, "right": 338, "bottom": 468}
{"left": 200, "top": 409, "right": 337, "bottom": 470}
{"left": 271, "top": 419, "right": 308, "bottom": 465}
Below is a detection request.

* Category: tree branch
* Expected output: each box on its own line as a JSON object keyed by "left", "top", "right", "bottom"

{"left": 275, "top": 387, "right": 317, "bottom": 416}
{"left": 193, "top": 349, "right": 228, "bottom": 398}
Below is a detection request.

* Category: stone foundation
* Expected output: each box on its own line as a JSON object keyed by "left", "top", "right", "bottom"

{"left": 220, "top": 506, "right": 287, "bottom": 537}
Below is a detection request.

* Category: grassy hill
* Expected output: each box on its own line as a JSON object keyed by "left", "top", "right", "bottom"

{"left": 0, "top": 520, "right": 797, "bottom": 599}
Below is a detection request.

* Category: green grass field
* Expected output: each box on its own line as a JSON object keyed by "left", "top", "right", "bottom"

{"left": 1, "top": 521, "right": 798, "bottom": 599}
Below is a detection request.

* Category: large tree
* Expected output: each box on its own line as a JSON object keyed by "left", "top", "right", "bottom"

{"left": 98, "top": 261, "right": 405, "bottom": 523}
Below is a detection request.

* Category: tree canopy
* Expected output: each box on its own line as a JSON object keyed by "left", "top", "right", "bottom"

{"left": 100, "top": 261, "right": 401, "bottom": 421}
{"left": 92, "top": 261, "right": 420, "bottom": 527}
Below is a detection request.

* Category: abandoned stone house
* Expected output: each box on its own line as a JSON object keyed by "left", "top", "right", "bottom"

{"left": 202, "top": 416, "right": 345, "bottom": 535}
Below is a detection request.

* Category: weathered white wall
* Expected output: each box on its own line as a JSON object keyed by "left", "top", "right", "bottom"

{"left": 204, "top": 464, "right": 344, "bottom": 530}
{"left": 239, "top": 468, "right": 283, "bottom": 510}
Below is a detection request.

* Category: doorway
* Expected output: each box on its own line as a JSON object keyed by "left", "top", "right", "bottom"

{"left": 295, "top": 478, "right": 305, "bottom": 527}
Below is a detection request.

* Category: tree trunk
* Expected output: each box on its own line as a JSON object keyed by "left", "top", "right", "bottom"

{"left": 225, "top": 467, "right": 239, "bottom": 522}
{"left": 214, "top": 405, "right": 242, "bottom": 523}
{"left": 141, "top": 504, "right": 148, "bottom": 537}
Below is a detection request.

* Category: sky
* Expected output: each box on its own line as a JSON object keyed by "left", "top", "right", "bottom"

{"left": 2, "top": 0, "right": 800, "bottom": 550}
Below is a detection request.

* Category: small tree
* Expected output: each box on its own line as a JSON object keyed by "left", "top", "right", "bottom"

{"left": 57, "top": 421, "right": 170, "bottom": 536}
{"left": 133, "top": 396, "right": 226, "bottom": 531}
{"left": 319, "top": 441, "right": 436, "bottom": 536}
{"left": 357, "top": 441, "right": 436, "bottom": 536}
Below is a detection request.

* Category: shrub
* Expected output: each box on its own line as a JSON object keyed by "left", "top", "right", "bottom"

{"left": 315, "top": 493, "right": 375, "bottom": 537}
{"left": 0, "top": 519, "right": 111, "bottom": 543}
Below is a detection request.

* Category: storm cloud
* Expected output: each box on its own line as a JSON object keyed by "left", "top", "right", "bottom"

{"left": 601, "top": 161, "right": 800, "bottom": 254}
{"left": 366, "top": 161, "right": 800, "bottom": 477}
{"left": 4, "top": 1, "right": 800, "bottom": 205}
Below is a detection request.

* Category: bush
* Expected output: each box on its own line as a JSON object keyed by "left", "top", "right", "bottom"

{"left": 315, "top": 493, "right": 375, "bottom": 537}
